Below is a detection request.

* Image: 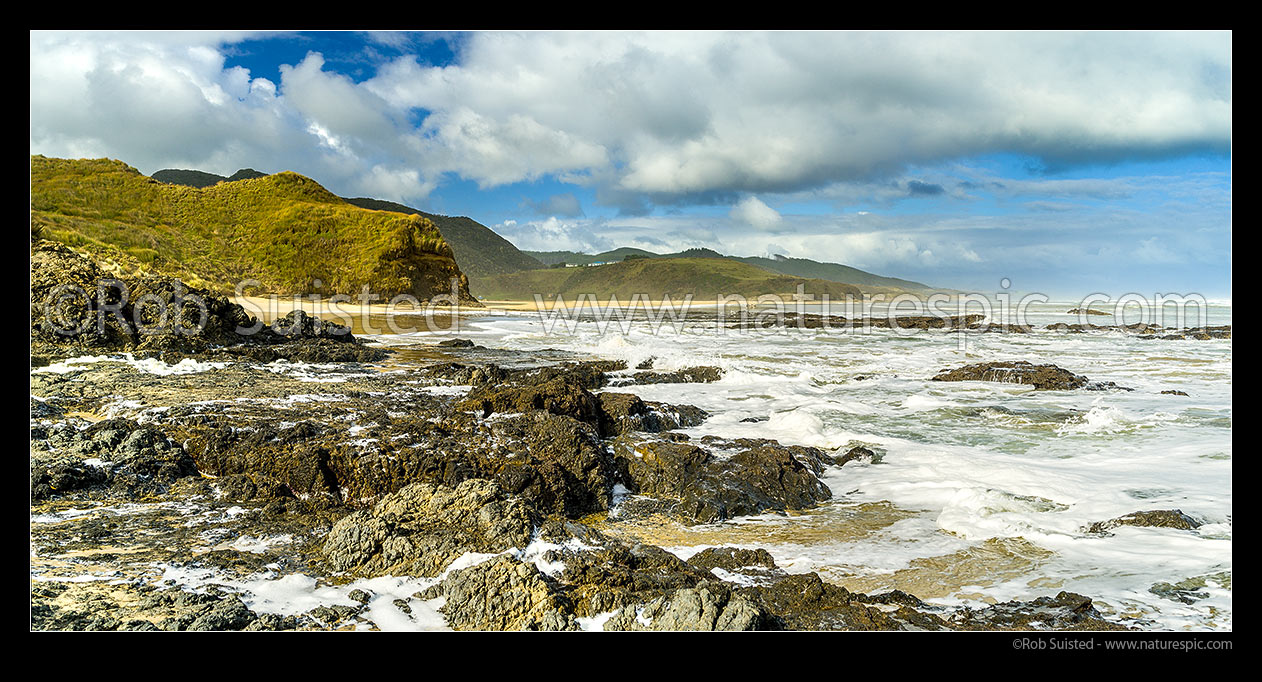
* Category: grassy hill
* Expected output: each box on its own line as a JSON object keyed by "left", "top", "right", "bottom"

{"left": 734, "top": 254, "right": 929, "bottom": 290}
{"left": 146, "top": 166, "right": 545, "bottom": 293}
{"left": 528, "top": 247, "right": 660, "bottom": 266}
{"left": 524, "top": 248, "right": 928, "bottom": 291}
{"left": 31, "top": 156, "right": 474, "bottom": 302}
{"left": 475, "top": 257, "right": 862, "bottom": 302}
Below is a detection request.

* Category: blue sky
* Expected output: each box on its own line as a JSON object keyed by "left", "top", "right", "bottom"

{"left": 30, "top": 30, "right": 1231, "bottom": 298}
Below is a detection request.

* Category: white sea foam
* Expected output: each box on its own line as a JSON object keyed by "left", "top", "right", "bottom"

{"left": 463, "top": 301, "right": 1231, "bottom": 630}
{"left": 34, "top": 354, "right": 229, "bottom": 376}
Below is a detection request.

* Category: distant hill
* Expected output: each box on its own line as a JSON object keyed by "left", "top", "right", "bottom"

{"left": 475, "top": 257, "right": 862, "bottom": 302}
{"left": 149, "top": 168, "right": 226, "bottom": 188}
{"left": 150, "top": 167, "right": 270, "bottom": 188}
{"left": 524, "top": 247, "right": 929, "bottom": 291}
{"left": 528, "top": 247, "right": 658, "bottom": 266}
{"left": 32, "top": 156, "right": 473, "bottom": 302}
{"left": 734, "top": 254, "right": 929, "bottom": 291}
{"left": 149, "top": 167, "right": 544, "bottom": 292}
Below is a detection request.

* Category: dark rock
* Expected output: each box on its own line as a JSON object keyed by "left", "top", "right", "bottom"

{"left": 931, "top": 361, "right": 1089, "bottom": 390}
{"left": 30, "top": 418, "right": 197, "bottom": 500}
{"left": 460, "top": 376, "right": 602, "bottom": 425}
{"left": 1149, "top": 572, "right": 1229, "bottom": 605}
{"left": 243, "top": 613, "right": 300, "bottom": 631}
{"left": 621, "top": 366, "right": 724, "bottom": 385}
{"left": 1086, "top": 509, "right": 1202, "bottom": 534}
{"left": 738, "top": 573, "right": 926, "bottom": 631}
{"left": 30, "top": 397, "right": 65, "bottom": 421}
{"left": 186, "top": 596, "right": 257, "bottom": 631}
{"left": 1085, "top": 381, "right": 1134, "bottom": 392}
{"left": 306, "top": 604, "right": 361, "bottom": 626}
{"left": 689, "top": 547, "right": 779, "bottom": 572}
{"left": 29, "top": 240, "right": 380, "bottom": 363}
{"left": 836, "top": 445, "right": 877, "bottom": 467}
{"left": 597, "top": 392, "right": 709, "bottom": 436}
{"left": 949, "top": 591, "right": 1126, "bottom": 631}
{"left": 611, "top": 434, "right": 832, "bottom": 524}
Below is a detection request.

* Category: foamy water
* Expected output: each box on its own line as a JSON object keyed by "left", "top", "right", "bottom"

{"left": 390, "top": 299, "right": 1232, "bottom": 630}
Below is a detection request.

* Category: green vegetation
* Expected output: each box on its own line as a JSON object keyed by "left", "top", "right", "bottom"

{"left": 528, "top": 247, "right": 657, "bottom": 266}
{"left": 31, "top": 156, "right": 470, "bottom": 300}
{"left": 150, "top": 169, "right": 545, "bottom": 291}
{"left": 524, "top": 247, "right": 930, "bottom": 291}
{"left": 474, "top": 257, "right": 863, "bottom": 301}
{"left": 342, "top": 197, "right": 544, "bottom": 287}
{"left": 733, "top": 254, "right": 929, "bottom": 291}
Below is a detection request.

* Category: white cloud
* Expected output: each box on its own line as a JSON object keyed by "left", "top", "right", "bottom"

{"left": 493, "top": 217, "right": 612, "bottom": 253}
{"left": 31, "top": 30, "right": 1231, "bottom": 208}
{"left": 729, "top": 196, "right": 783, "bottom": 231}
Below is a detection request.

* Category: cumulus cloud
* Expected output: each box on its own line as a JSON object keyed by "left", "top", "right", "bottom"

{"left": 729, "top": 196, "right": 783, "bottom": 230}
{"left": 31, "top": 30, "right": 1230, "bottom": 210}
{"left": 493, "top": 217, "right": 612, "bottom": 253}
{"left": 27, "top": 31, "right": 1234, "bottom": 294}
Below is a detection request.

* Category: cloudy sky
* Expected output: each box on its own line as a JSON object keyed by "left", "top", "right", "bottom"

{"left": 30, "top": 30, "right": 1231, "bottom": 297}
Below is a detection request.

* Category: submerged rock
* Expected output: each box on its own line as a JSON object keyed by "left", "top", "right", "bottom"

{"left": 836, "top": 445, "right": 878, "bottom": 467}
{"left": 931, "top": 361, "right": 1089, "bottom": 390}
{"left": 1138, "top": 325, "right": 1231, "bottom": 341}
{"left": 1149, "top": 571, "right": 1230, "bottom": 605}
{"left": 949, "top": 591, "right": 1125, "bottom": 631}
{"left": 1085, "top": 509, "right": 1202, "bottom": 534}
{"left": 619, "top": 366, "right": 724, "bottom": 385}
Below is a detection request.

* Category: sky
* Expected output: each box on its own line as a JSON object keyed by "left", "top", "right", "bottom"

{"left": 29, "top": 30, "right": 1232, "bottom": 298}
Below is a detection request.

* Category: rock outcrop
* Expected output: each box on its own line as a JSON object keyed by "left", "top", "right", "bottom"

{"left": 30, "top": 240, "right": 384, "bottom": 364}
{"left": 323, "top": 480, "right": 537, "bottom": 577}
{"left": 931, "top": 361, "right": 1089, "bottom": 390}
{"left": 611, "top": 434, "right": 833, "bottom": 523}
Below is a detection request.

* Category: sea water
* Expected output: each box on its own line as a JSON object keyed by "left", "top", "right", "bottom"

{"left": 390, "top": 298, "right": 1232, "bottom": 631}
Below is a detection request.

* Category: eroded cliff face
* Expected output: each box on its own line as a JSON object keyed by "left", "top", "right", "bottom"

{"left": 369, "top": 221, "right": 477, "bottom": 305}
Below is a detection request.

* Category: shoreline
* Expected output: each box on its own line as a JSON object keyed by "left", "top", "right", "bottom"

{"left": 30, "top": 243, "right": 1231, "bottom": 632}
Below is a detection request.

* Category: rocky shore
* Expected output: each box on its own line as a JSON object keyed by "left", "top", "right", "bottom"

{"left": 31, "top": 245, "right": 1157, "bottom": 631}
